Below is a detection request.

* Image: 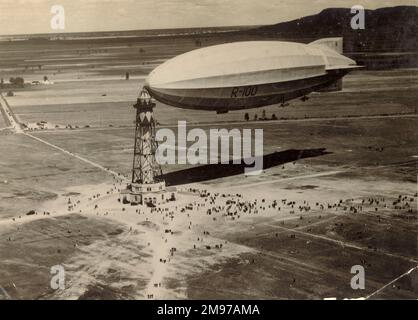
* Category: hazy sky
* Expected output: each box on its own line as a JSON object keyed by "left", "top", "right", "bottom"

{"left": 0, "top": 0, "right": 417, "bottom": 35}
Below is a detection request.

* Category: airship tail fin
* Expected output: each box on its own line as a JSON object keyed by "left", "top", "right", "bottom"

{"left": 309, "top": 37, "right": 343, "bottom": 54}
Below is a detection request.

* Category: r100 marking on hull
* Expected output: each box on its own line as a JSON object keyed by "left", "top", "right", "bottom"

{"left": 231, "top": 86, "right": 258, "bottom": 98}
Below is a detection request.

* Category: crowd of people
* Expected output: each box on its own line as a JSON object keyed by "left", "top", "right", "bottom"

{"left": 4, "top": 179, "right": 417, "bottom": 299}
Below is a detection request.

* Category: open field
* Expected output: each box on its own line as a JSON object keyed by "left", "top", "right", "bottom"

{"left": 0, "top": 33, "right": 417, "bottom": 300}
{"left": 4, "top": 69, "right": 418, "bottom": 129}
{"left": 25, "top": 115, "right": 418, "bottom": 181}
{"left": 0, "top": 114, "right": 416, "bottom": 299}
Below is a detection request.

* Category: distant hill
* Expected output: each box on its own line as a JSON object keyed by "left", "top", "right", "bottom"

{"left": 248, "top": 6, "right": 418, "bottom": 52}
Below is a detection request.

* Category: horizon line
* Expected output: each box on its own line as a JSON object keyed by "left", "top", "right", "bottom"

{"left": 0, "top": 5, "right": 414, "bottom": 38}
{"left": 0, "top": 24, "right": 262, "bottom": 38}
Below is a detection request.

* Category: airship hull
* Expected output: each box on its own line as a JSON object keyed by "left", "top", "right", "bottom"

{"left": 147, "top": 69, "right": 349, "bottom": 111}
{"left": 145, "top": 39, "right": 358, "bottom": 112}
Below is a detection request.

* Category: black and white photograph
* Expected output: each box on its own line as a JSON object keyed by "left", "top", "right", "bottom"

{"left": 0, "top": 0, "right": 417, "bottom": 306}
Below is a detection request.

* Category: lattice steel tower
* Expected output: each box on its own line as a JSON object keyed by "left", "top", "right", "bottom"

{"left": 131, "top": 88, "right": 163, "bottom": 184}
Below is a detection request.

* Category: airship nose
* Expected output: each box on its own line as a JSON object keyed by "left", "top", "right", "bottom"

{"left": 144, "top": 68, "right": 160, "bottom": 90}
{"left": 144, "top": 74, "right": 154, "bottom": 93}
{"left": 144, "top": 74, "right": 151, "bottom": 88}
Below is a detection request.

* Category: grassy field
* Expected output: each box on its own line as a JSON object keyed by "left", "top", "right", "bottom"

{"left": 4, "top": 69, "right": 418, "bottom": 129}
{"left": 0, "top": 214, "right": 145, "bottom": 300}
{"left": 28, "top": 116, "right": 417, "bottom": 182}
{"left": 0, "top": 133, "right": 115, "bottom": 219}
{"left": 186, "top": 200, "right": 417, "bottom": 299}
{"left": 0, "top": 114, "right": 413, "bottom": 299}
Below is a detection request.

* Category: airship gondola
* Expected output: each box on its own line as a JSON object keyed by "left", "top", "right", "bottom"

{"left": 145, "top": 37, "right": 360, "bottom": 113}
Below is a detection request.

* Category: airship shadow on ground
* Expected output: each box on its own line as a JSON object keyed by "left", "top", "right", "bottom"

{"left": 159, "top": 148, "right": 331, "bottom": 186}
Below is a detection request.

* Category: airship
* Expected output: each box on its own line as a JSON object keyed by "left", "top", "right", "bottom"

{"left": 145, "top": 38, "right": 359, "bottom": 113}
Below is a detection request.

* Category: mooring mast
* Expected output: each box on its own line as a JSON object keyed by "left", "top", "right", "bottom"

{"left": 131, "top": 88, "right": 162, "bottom": 184}
{"left": 122, "top": 88, "right": 171, "bottom": 206}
